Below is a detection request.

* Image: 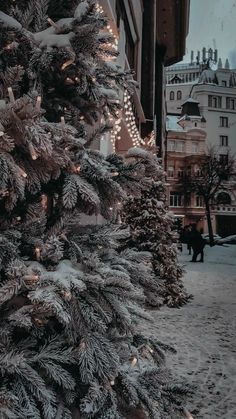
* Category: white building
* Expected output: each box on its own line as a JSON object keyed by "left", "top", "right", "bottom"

{"left": 166, "top": 58, "right": 236, "bottom": 236}
{"left": 166, "top": 59, "right": 236, "bottom": 155}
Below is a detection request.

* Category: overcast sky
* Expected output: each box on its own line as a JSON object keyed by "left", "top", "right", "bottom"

{"left": 183, "top": 0, "right": 236, "bottom": 68}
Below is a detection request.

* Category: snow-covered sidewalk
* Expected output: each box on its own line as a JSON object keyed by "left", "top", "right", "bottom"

{"left": 143, "top": 245, "right": 236, "bottom": 418}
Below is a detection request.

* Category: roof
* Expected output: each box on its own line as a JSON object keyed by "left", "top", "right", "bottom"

{"left": 166, "top": 115, "right": 184, "bottom": 131}
{"left": 181, "top": 97, "right": 199, "bottom": 105}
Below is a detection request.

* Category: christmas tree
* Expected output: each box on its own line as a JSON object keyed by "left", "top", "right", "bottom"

{"left": 115, "top": 147, "right": 191, "bottom": 308}
{"left": 0, "top": 1, "right": 191, "bottom": 418}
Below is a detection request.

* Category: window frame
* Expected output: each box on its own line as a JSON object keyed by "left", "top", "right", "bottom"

{"left": 220, "top": 116, "right": 228, "bottom": 127}
{"left": 170, "top": 192, "right": 183, "bottom": 207}
{"left": 220, "top": 135, "right": 228, "bottom": 147}
{"left": 192, "top": 142, "right": 198, "bottom": 153}
{"left": 175, "top": 140, "right": 185, "bottom": 152}
{"left": 167, "top": 166, "right": 174, "bottom": 178}
{"left": 196, "top": 195, "right": 204, "bottom": 207}
{"left": 170, "top": 91, "right": 175, "bottom": 101}
{"left": 168, "top": 140, "right": 175, "bottom": 152}
{"left": 177, "top": 90, "right": 182, "bottom": 100}
{"left": 226, "top": 97, "right": 236, "bottom": 110}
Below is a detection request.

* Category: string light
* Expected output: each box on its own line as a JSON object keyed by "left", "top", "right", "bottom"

{"left": 7, "top": 87, "right": 15, "bottom": 104}
{"left": 61, "top": 59, "right": 75, "bottom": 70}
{"left": 29, "top": 143, "right": 38, "bottom": 160}
{"left": 123, "top": 90, "right": 142, "bottom": 147}
{"left": 41, "top": 194, "right": 48, "bottom": 210}
{"left": 35, "top": 95, "right": 42, "bottom": 111}
{"left": 18, "top": 167, "right": 27, "bottom": 178}
{"left": 63, "top": 290, "right": 72, "bottom": 301}
{"left": 96, "top": 2, "right": 119, "bottom": 52}
{"left": 35, "top": 247, "right": 41, "bottom": 260}
{"left": 23, "top": 274, "right": 39, "bottom": 286}
{"left": 47, "top": 17, "right": 59, "bottom": 30}
{"left": 4, "top": 42, "right": 16, "bottom": 50}
{"left": 130, "top": 356, "right": 138, "bottom": 367}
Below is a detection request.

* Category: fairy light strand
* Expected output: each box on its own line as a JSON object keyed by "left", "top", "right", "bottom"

{"left": 123, "top": 91, "right": 142, "bottom": 147}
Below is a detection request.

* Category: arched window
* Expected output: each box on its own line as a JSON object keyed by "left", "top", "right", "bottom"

{"left": 216, "top": 192, "right": 231, "bottom": 205}
{"left": 177, "top": 90, "right": 182, "bottom": 100}
{"left": 170, "top": 91, "right": 175, "bottom": 100}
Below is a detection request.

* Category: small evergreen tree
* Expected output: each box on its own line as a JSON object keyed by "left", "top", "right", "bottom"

{"left": 117, "top": 148, "right": 191, "bottom": 308}
{"left": 0, "top": 1, "right": 191, "bottom": 417}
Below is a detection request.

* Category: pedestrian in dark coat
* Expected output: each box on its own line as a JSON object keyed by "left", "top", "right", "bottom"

{"left": 188, "top": 224, "right": 206, "bottom": 262}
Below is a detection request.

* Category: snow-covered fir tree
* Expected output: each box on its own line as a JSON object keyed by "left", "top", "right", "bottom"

{"left": 114, "top": 147, "right": 191, "bottom": 308}
{"left": 0, "top": 1, "right": 191, "bottom": 418}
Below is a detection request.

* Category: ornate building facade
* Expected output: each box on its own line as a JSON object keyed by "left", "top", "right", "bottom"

{"left": 166, "top": 56, "right": 236, "bottom": 235}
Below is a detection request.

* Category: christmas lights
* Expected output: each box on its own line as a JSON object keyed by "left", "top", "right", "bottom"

{"left": 7, "top": 87, "right": 15, "bottom": 104}
{"left": 123, "top": 90, "right": 142, "bottom": 147}
{"left": 35, "top": 95, "right": 42, "bottom": 111}
{"left": 29, "top": 143, "right": 38, "bottom": 160}
{"left": 35, "top": 247, "right": 41, "bottom": 260}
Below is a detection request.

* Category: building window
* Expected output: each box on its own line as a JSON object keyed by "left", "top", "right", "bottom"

{"left": 219, "top": 154, "right": 229, "bottom": 164}
{"left": 222, "top": 80, "right": 227, "bottom": 87}
{"left": 178, "top": 168, "right": 184, "bottom": 178}
{"left": 116, "top": 0, "right": 137, "bottom": 74}
{"left": 220, "top": 116, "right": 228, "bottom": 127}
{"left": 194, "top": 165, "right": 201, "bottom": 175}
{"left": 168, "top": 140, "right": 175, "bottom": 151}
{"left": 217, "top": 192, "right": 231, "bottom": 205}
{"left": 176, "top": 141, "right": 185, "bottom": 152}
{"left": 170, "top": 193, "right": 183, "bottom": 207}
{"left": 196, "top": 195, "right": 204, "bottom": 207}
{"left": 170, "top": 91, "right": 175, "bottom": 100}
{"left": 220, "top": 135, "right": 228, "bottom": 146}
{"left": 168, "top": 166, "right": 174, "bottom": 177}
{"left": 192, "top": 142, "right": 198, "bottom": 153}
{"left": 226, "top": 97, "right": 235, "bottom": 110}
{"left": 177, "top": 90, "right": 182, "bottom": 100}
{"left": 208, "top": 95, "right": 222, "bottom": 108}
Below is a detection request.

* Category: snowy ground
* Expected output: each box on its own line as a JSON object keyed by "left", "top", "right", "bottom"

{"left": 142, "top": 245, "right": 236, "bottom": 418}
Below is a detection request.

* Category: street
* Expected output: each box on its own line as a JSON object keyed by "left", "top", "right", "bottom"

{"left": 143, "top": 245, "right": 236, "bottom": 418}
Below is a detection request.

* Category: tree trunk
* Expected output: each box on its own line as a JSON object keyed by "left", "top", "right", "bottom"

{"left": 205, "top": 200, "right": 214, "bottom": 246}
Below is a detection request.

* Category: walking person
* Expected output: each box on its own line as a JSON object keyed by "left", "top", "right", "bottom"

{"left": 185, "top": 225, "right": 192, "bottom": 255}
{"left": 181, "top": 225, "right": 192, "bottom": 255}
{"left": 188, "top": 224, "right": 206, "bottom": 262}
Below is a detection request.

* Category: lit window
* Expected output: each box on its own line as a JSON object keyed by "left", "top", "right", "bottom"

{"left": 168, "top": 140, "right": 175, "bottom": 151}
{"left": 176, "top": 141, "right": 185, "bottom": 152}
{"left": 196, "top": 196, "right": 204, "bottom": 207}
{"left": 168, "top": 166, "right": 174, "bottom": 177}
{"left": 192, "top": 142, "right": 198, "bottom": 153}
{"left": 220, "top": 136, "right": 228, "bottom": 146}
{"left": 170, "top": 91, "right": 175, "bottom": 100}
{"left": 220, "top": 117, "right": 228, "bottom": 127}
{"left": 170, "top": 193, "right": 183, "bottom": 207}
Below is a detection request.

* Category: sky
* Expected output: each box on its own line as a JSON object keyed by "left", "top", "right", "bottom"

{"left": 183, "top": 0, "right": 236, "bottom": 68}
